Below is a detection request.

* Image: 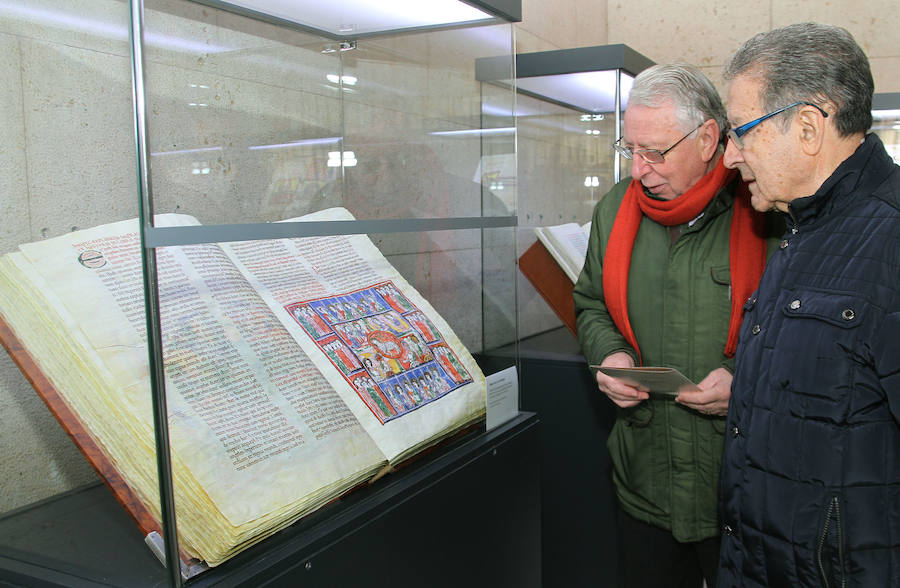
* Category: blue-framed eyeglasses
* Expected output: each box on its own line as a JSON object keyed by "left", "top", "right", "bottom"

{"left": 613, "top": 121, "right": 704, "bottom": 164}
{"left": 727, "top": 101, "right": 828, "bottom": 149}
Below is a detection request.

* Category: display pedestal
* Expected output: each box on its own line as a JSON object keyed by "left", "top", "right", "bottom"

{"left": 0, "top": 413, "right": 540, "bottom": 588}
{"left": 478, "top": 328, "right": 618, "bottom": 588}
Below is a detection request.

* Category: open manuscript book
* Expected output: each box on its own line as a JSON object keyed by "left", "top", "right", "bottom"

{"left": 0, "top": 207, "right": 485, "bottom": 570}
{"left": 519, "top": 221, "right": 591, "bottom": 335}
{"left": 533, "top": 221, "right": 591, "bottom": 284}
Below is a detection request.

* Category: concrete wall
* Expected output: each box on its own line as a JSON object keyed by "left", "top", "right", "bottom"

{"left": 517, "top": 0, "right": 899, "bottom": 94}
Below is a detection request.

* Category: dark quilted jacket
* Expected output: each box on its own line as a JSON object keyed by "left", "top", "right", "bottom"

{"left": 718, "top": 134, "right": 900, "bottom": 587}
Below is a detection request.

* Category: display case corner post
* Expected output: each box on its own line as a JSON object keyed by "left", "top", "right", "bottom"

{"left": 128, "top": 0, "right": 183, "bottom": 585}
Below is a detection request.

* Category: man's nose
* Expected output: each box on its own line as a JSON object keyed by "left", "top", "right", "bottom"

{"left": 723, "top": 138, "right": 743, "bottom": 169}
{"left": 631, "top": 154, "right": 652, "bottom": 178}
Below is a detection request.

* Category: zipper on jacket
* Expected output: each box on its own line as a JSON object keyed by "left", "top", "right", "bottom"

{"left": 784, "top": 206, "right": 801, "bottom": 235}
{"left": 816, "top": 495, "right": 846, "bottom": 588}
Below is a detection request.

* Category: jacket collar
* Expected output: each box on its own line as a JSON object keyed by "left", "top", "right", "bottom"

{"left": 788, "top": 133, "right": 894, "bottom": 226}
{"left": 685, "top": 175, "right": 738, "bottom": 231}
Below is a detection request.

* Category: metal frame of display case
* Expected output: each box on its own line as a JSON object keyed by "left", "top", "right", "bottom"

{"left": 125, "top": 1, "right": 521, "bottom": 585}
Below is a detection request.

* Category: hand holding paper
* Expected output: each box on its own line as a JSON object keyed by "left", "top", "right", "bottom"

{"left": 674, "top": 367, "right": 732, "bottom": 416}
{"left": 591, "top": 352, "right": 649, "bottom": 408}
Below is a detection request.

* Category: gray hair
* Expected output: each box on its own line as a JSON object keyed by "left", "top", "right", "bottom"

{"left": 723, "top": 22, "right": 873, "bottom": 136}
{"left": 627, "top": 63, "right": 727, "bottom": 139}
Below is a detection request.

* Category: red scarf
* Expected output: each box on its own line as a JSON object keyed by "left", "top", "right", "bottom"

{"left": 602, "top": 158, "right": 765, "bottom": 365}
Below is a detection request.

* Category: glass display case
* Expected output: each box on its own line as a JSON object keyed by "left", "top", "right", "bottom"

{"left": 873, "top": 92, "right": 900, "bottom": 163}
{"left": 0, "top": 1, "right": 523, "bottom": 586}
{"left": 479, "top": 45, "right": 653, "bottom": 338}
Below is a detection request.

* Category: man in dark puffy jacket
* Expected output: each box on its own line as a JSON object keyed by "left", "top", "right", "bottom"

{"left": 718, "top": 22, "right": 900, "bottom": 587}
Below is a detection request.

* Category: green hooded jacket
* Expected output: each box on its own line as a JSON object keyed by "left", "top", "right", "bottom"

{"left": 574, "top": 176, "right": 774, "bottom": 542}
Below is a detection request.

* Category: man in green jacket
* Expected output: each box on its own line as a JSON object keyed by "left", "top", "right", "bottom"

{"left": 574, "top": 63, "right": 772, "bottom": 587}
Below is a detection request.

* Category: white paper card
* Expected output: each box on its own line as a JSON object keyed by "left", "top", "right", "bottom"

{"left": 486, "top": 366, "right": 519, "bottom": 431}
{"left": 592, "top": 366, "right": 698, "bottom": 398}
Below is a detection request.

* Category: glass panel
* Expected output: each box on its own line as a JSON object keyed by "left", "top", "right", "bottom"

{"left": 142, "top": 11, "right": 516, "bottom": 225}
{"left": 872, "top": 108, "right": 900, "bottom": 164}
{"left": 0, "top": 0, "right": 141, "bottom": 512}
{"left": 143, "top": 5, "right": 345, "bottom": 224}
{"left": 0, "top": 0, "right": 516, "bottom": 584}
{"left": 0, "top": 1, "right": 161, "bottom": 582}
{"left": 480, "top": 58, "right": 517, "bottom": 352}
{"left": 515, "top": 87, "right": 622, "bottom": 339}
{"left": 373, "top": 228, "right": 492, "bottom": 352}
{"left": 141, "top": 0, "right": 516, "bottom": 574}
{"left": 341, "top": 24, "right": 514, "bottom": 221}
{"left": 482, "top": 225, "right": 518, "bottom": 350}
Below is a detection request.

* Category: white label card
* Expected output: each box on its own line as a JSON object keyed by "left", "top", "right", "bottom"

{"left": 485, "top": 366, "right": 519, "bottom": 431}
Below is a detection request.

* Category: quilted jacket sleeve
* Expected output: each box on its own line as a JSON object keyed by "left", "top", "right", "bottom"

{"left": 872, "top": 310, "right": 900, "bottom": 423}
{"left": 573, "top": 180, "right": 636, "bottom": 366}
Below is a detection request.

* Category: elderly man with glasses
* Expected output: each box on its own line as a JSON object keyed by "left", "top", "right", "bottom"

{"left": 717, "top": 23, "right": 900, "bottom": 588}
{"left": 573, "top": 63, "right": 779, "bottom": 588}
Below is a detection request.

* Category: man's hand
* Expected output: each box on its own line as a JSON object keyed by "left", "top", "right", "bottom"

{"left": 595, "top": 351, "right": 648, "bottom": 408}
{"left": 675, "top": 367, "right": 732, "bottom": 416}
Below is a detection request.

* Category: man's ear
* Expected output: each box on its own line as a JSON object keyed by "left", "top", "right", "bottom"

{"left": 797, "top": 105, "right": 827, "bottom": 156}
{"left": 698, "top": 119, "right": 722, "bottom": 162}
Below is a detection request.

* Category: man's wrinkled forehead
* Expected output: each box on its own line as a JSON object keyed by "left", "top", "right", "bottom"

{"left": 725, "top": 74, "right": 765, "bottom": 126}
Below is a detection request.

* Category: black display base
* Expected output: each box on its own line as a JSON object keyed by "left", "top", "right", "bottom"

{"left": 478, "top": 327, "right": 619, "bottom": 588}
{"left": 0, "top": 413, "right": 540, "bottom": 588}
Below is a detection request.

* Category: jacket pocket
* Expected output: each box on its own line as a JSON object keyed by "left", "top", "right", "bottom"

{"left": 782, "top": 291, "right": 869, "bottom": 328}
{"left": 709, "top": 265, "right": 730, "bottom": 286}
{"left": 816, "top": 494, "right": 846, "bottom": 588}
{"left": 773, "top": 289, "right": 869, "bottom": 423}
{"left": 709, "top": 265, "right": 732, "bottom": 317}
{"left": 620, "top": 401, "right": 654, "bottom": 427}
